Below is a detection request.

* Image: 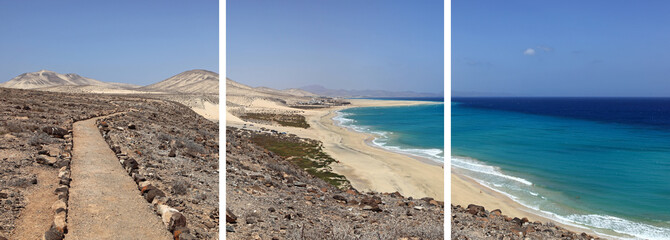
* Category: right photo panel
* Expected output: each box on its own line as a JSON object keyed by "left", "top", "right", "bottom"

{"left": 452, "top": 1, "right": 670, "bottom": 239}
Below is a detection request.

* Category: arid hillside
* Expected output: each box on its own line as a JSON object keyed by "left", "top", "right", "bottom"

{"left": 141, "top": 70, "right": 219, "bottom": 94}
{"left": 226, "top": 127, "right": 444, "bottom": 239}
{"left": 0, "top": 87, "right": 218, "bottom": 240}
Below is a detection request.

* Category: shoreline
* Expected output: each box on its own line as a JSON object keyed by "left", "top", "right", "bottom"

{"left": 314, "top": 99, "right": 445, "bottom": 200}
{"left": 226, "top": 98, "right": 445, "bottom": 201}
{"left": 334, "top": 100, "right": 445, "bottom": 167}
{"left": 362, "top": 137, "right": 444, "bottom": 167}
{"left": 451, "top": 168, "right": 607, "bottom": 238}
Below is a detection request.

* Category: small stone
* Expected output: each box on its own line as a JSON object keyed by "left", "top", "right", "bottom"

{"left": 138, "top": 181, "right": 153, "bottom": 190}
{"left": 293, "top": 182, "right": 306, "bottom": 187}
{"left": 226, "top": 208, "right": 237, "bottom": 223}
{"left": 52, "top": 212, "right": 67, "bottom": 233}
{"left": 42, "top": 126, "right": 68, "bottom": 138}
{"left": 144, "top": 188, "right": 166, "bottom": 203}
{"left": 332, "top": 195, "right": 347, "bottom": 203}
{"left": 390, "top": 191, "right": 403, "bottom": 198}
{"left": 59, "top": 177, "right": 71, "bottom": 186}
{"left": 363, "top": 205, "right": 382, "bottom": 212}
{"left": 43, "top": 227, "right": 64, "bottom": 240}
{"left": 162, "top": 211, "right": 187, "bottom": 232}
{"left": 178, "top": 233, "right": 196, "bottom": 240}
{"left": 36, "top": 156, "right": 58, "bottom": 166}
{"left": 491, "top": 209, "right": 502, "bottom": 216}
{"left": 173, "top": 226, "right": 190, "bottom": 238}
{"left": 466, "top": 204, "right": 486, "bottom": 216}
{"left": 203, "top": 221, "right": 216, "bottom": 228}
{"left": 226, "top": 225, "right": 235, "bottom": 232}
{"left": 51, "top": 200, "right": 67, "bottom": 214}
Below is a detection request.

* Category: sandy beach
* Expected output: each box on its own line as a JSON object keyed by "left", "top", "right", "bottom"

{"left": 227, "top": 98, "right": 445, "bottom": 201}
{"left": 451, "top": 169, "right": 603, "bottom": 236}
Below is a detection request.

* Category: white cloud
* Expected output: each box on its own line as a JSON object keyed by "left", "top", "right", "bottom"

{"left": 523, "top": 48, "right": 536, "bottom": 56}
{"left": 537, "top": 46, "right": 553, "bottom": 52}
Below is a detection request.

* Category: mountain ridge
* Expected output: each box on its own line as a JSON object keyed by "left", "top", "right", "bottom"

{"left": 1, "top": 69, "right": 219, "bottom": 94}
{"left": 0, "top": 70, "right": 113, "bottom": 89}
{"left": 140, "top": 69, "right": 219, "bottom": 94}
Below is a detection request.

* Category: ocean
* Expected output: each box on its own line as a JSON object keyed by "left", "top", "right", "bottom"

{"left": 452, "top": 97, "right": 670, "bottom": 239}
{"left": 334, "top": 98, "right": 444, "bottom": 163}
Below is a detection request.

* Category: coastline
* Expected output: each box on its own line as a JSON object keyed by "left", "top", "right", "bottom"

{"left": 451, "top": 169, "right": 605, "bottom": 238}
{"left": 311, "top": 99, "right": 445, "bottom": 200}
{"left": 226, "top": 98, "right": 445, "bottom": 201}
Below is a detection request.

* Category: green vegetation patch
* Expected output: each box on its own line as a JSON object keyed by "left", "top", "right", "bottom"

{"left": 251, "top": 134, "right": 350, "bottom": 189}
{"left": 241, "top": 113, "right": 310, "bottom": 129}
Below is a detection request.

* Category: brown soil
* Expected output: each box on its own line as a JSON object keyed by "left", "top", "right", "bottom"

{"left": 10, "top": 166, "right": 58, "bottom": 239}
{"left": 65, "top": 116, "right": 172, "bottom": 240}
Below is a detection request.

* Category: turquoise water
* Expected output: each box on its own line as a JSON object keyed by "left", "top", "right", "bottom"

{"left": 335, "top": 102, "right": 444, "bottom": 163}
{"left": 452, "top": 101, "right": 670, "bottom": 239}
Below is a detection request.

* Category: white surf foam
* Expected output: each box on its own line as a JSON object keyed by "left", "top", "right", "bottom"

{"left": 452, "top": 155, "right": 670, "bottom": 240}
{"left": 451, "top": 156, "right": 532, "bottom": 185}
{"left": 333, "top": 110, "right": 444, "bottom": 163}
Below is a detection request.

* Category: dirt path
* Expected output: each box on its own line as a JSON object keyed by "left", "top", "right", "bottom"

{"left": 10, "top": 166, "right": 58, "bottom": 239}
{"left": 66, "top": 115, "right": 172, "bottom": 240}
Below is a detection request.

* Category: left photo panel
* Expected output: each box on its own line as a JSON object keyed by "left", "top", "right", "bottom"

{"left": 0, "top": 1, "right": 219, "bottom": 240}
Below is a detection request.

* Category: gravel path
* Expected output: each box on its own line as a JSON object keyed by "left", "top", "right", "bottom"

{"left": 66, "top": 115, "right": 172, "bottom": 240}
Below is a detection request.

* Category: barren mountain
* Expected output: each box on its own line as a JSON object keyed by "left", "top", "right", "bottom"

{"left": 0, "top": 70, "right": 122, "bottom": 89}
{"left": 140, "top": 69, "right": 219, "bottom": 94}
{"left": 226, "top": 78, "right": 316, "bottom": 99}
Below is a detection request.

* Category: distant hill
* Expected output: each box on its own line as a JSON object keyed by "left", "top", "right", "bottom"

{"left": 140, "top": 69, "right": 219, "bottom": 94}
{"left": 1, "top": 69, "right": 219, "bottom": 95}
{"left": 300, "top": 85, "right": 443, "bottom": 98}
{"left": 226, "top": 78, "right": 317, "bottom": 98}
{"left": 283, "top": 88, "right": 316, "bottom": 97}
{"left": 0, "top": 70, "right": 119, "bottom": 89}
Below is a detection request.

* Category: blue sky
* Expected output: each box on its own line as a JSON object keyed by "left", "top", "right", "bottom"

{"left": 0, "top": 1, "right": 218, "bottom": 85}
{"left": 453, "top": 0, "right": 670, "bottom": 97}
{"left": 227, "top": 0, "right": 444, "bottom": 94}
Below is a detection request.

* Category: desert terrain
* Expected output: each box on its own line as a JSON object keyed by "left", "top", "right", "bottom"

{"left": 0, "top": 70, "right": 219, "bottom": 240}
{"left": 225, "top": 78, "right": 445, "bottom": 239}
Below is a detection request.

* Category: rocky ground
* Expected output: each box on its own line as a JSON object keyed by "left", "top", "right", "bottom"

{"left": 0, "top": 87, "right": 219, "bottom": 239}
{"left": 451, "top": 204, "right": 601, "bottom": 240}
{"left": 226, "top": 127, "right": 444, "bottom": 240}
{"left": 97, "top": 100, "right": 219, "bottom": 239}
{"left": 0, "top": 88, "right": 130, "bottom": 238}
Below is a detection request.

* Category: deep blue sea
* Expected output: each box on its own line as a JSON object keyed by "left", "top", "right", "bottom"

{"left": 452, "top": 98, "right": 670, "bottom": 239}
{"left": 334, "top": 98, "right": 444, "bottom": 163}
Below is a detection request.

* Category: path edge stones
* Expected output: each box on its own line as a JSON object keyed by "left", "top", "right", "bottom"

{"left": 95, "top": 116, "right": 196, "bottom": 240}
{"left": 43, "top": 113, "right": 117, "bottom": 240}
